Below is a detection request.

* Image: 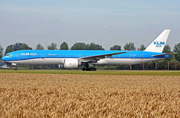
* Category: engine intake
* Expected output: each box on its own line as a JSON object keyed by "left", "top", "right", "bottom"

{"left": 64, "top": 59, "right": 79, "bottom": 69}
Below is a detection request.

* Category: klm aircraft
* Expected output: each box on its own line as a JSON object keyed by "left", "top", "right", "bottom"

{"left": 2, "top": 29, "right": 175, "bottom": 71}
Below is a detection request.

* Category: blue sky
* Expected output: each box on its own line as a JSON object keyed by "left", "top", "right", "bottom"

{"left": 0, "top": 0, "right": 180, "bottom": 51}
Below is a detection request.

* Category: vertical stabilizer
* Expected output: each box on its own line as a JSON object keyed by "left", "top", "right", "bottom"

{"left": 145, "top": 29, "right": 170, "bottom": 53}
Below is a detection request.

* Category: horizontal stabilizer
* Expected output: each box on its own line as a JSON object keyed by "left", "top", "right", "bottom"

{"left": 151, "top": 52, "right": 178, "bottom": 57}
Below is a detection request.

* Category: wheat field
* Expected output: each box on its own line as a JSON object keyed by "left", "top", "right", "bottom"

{"left": 0, "top": 73, "right": 180, "bottom": 117}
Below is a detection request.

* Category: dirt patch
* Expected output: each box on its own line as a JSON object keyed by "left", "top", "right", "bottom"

{"left": 0, "top": 74, "right": 180, "bottom": 117}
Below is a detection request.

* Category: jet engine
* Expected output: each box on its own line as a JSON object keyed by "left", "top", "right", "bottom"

{"left": 64, "top": 59, "right": 79, "bottom": 68}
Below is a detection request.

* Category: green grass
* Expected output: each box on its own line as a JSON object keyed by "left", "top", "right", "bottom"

{"left": 0, "top": 69, "right": 180, "bottom": 76}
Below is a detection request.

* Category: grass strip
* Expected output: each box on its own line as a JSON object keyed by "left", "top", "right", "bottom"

{"left": 0, "top": 70, "right": 180, "bottom": 76}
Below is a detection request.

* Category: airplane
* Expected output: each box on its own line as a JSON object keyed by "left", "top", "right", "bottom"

{"left": 0, "top": 64, "right": 10, "bottom": 68}
{"left": 2, "top": 29, "right": 176, "bottom": 71}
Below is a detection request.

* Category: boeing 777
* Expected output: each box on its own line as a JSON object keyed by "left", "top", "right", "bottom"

{"left": 2, "top": 29, "right": 175, "bottom": 71}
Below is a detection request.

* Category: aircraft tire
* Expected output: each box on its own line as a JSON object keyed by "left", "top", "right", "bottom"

{"left": 14, "top": 67, "right": 18, "bottom": 71}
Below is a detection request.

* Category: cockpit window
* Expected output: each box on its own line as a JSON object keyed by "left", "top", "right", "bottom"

{"left": 6, "top": 54, "right": 9, "bottom": 56}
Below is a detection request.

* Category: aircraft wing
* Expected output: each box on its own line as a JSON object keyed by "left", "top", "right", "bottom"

{"left": 152, "top": 52, "right": 178, "bottom": 57}
{"left": 79, "top": 52, "right": 127, "bottom": 62}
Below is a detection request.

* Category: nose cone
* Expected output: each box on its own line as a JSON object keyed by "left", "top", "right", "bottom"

{"left": 2, "top": 56, "right": 6, "bottom": 61}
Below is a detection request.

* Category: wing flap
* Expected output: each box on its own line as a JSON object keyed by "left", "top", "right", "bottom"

{"left": 80, "top": 52, "right": 127, "bottom": 62}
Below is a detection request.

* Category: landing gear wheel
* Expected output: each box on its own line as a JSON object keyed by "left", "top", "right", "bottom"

{"left": 81, "top": 63, "right": 97, "bottom": 71}
{"left": 93, "top": 68, "right": 97, "bottom": 71}
{"left": 14, "top": 67, "right": 18, "bottom": 71}
{"left": 81, "top": 67, "right": 97, "bottom": 71}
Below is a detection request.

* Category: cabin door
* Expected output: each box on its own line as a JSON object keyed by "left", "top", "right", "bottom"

{"left": 41, "top": 53, "right": 45, "bottom": 59}
{"left": 16, "top": 53, "right": 20, "bottom": 60}
{"left": 140, "top": 54, "right": 144, "bottom": 63}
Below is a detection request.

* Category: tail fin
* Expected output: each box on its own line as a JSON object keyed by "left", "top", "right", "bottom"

{"left": 144, "top": 29, "right": 170, "bottom": 53}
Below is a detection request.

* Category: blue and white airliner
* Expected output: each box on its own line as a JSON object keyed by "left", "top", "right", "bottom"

{"left": 2, "top": 29, "right": 175, "bottom": 71}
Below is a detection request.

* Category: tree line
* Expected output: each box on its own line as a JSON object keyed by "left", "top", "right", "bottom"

{"left": 1, "top": 42, "right": 145, "bottom": 55}
{"left": 0, "top": 42, "right": 180, "bottom": 70}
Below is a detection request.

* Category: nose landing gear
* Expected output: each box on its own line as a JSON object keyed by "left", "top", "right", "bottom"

{"left": 12, "top": 63, "right": 18, "bottom": 71}
{"left": 14, "top": 66, "right": 18, "bottom": 71}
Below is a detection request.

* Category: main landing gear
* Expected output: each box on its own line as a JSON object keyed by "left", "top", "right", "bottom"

{"left": 82, "top": 67, "right": 97, "bottom": 71}
{"left": 81, "top": 63, "right": 97, "bottom": 71}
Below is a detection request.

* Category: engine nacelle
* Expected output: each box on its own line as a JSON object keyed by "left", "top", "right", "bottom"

{"left": 64, "top": 59, "right": 79, "bottom": 69}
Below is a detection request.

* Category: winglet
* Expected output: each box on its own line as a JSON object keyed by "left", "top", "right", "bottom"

{"left": 145, "top": 29, "right": 170, "bottom": 53}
